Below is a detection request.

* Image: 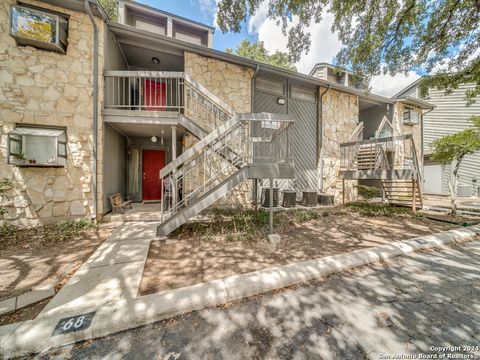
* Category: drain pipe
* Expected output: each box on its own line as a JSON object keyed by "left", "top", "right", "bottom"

{"left": 318, "top": 84, "right": 331, "bottom": 193}
{"left": 85, "top": 0, "right": 99, "bottom": 220}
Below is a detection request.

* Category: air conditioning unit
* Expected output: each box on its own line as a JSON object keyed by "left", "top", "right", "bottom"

{"left": 10, "top": 5, "right": 69, "bottom": 54}
{"left": 261, "top": 187, "right": 279, "bottom": 207}
{"left": 282, "top": 190, "right": 296, "bottom": 207}
{"left": 301, "top": 190, "right": 317, "bottom": 207}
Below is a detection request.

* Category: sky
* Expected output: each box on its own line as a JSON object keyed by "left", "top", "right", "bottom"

{"left": 135, "top": 0, "right": 421, "bottom": 97}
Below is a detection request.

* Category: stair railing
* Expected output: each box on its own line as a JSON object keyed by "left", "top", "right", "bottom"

{"left": 160, "top": 114, "right": 294, "bottom": 221}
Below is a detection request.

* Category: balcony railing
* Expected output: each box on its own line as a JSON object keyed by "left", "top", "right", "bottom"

{"left": 104, "top": 71, "right": 185, "bottom": 112}
{"left": 340, "top": 134, "right": 419, "bottom": 172}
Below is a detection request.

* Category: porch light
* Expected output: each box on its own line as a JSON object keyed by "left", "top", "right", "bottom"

{"left": 151, "top": 136, "right": 158, "bottom": 143}
{"left": 161, "top": 131, "right": 164, "bottom": 145}
{"left": 152, "top": 57, "right": 160, "bottom": 65}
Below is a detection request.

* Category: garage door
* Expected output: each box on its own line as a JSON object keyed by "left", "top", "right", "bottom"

{"left": 423, "top": 164, "right": 443, "bottom": 194}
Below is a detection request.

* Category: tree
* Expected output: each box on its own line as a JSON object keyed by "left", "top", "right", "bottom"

{"left": 98, "top": 0, "right": 117, "bottom": 21}
{"left": 216, "top": 0, "right": 480, "bottom": 102}
{"left": 226, "top": 39, "right": 297, "bottom": 71}
{"left": 431, "top": 116, "right": 480, "bottom": 215}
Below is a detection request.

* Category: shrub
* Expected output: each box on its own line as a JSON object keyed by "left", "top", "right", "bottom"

{"left": 356, "top": 185, "right": 382, "bottom": 203}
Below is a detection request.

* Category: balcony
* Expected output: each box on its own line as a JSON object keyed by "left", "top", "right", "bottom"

{"left": 340, "top": 134, "right": 421, "bottom": 180}
{"left": 104, "top": 71, "right": 185, "bottom": 120}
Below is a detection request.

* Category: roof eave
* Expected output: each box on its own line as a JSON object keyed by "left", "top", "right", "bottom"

{"left": 107, "top": 21, "right": 401, "bottom": 105}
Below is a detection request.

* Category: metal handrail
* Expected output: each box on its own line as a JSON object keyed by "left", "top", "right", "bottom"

{"left": 340, "top": 134, "right": 413, "bottom": 148}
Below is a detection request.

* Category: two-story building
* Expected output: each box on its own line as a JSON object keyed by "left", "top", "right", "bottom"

{"left": 0, "top": 0, "right": 432, "bottom": 234}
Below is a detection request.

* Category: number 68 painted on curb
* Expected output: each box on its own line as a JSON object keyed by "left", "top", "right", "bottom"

{"left": 52, "top": 312, "right": 96, "bottom": 336}
{"left": 62, "top": 316, "right": 85, "bottom": 331}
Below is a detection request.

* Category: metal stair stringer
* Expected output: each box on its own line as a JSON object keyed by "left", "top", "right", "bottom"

{"left": 157, "top": 166, "right": 249, "bottom": 236}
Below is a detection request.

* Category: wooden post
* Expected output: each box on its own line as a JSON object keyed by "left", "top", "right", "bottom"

{"left": 412, "top": 179, "right": 416, "bottom": 213}
{"left": 342, "top": 179, "right": 345, "bottom": 205}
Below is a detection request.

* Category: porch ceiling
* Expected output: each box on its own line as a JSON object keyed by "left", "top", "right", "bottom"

{"left": 108, "top": 122, "right": 186, "bottom": 139}
{"left": 119, "top": 42, "right": 184, "bottom": 71}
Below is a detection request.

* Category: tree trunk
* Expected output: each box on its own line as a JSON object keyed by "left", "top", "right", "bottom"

{"left": 448, "top": 157, "right": 463, "bottom": 216}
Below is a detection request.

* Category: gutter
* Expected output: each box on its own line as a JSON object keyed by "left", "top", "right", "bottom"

{"left": 318, "top": 84, "right": 331, "bottom": 192}
{"left": 85, "top": 0, "right": 99, "bottom": 220}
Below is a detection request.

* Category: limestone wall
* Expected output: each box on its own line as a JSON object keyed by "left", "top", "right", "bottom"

{"left": 320, "top": 88, "right": 359, "bottom": 203}
{"left": 0, "top": 0, "right": 104, "bottom": 227}
{"left": 184, "top": 52, "right": 253, "bottom": 113}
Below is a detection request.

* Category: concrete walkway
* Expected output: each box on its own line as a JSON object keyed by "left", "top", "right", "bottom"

{"left": 31, "top": 239, "right": 480, "bottom": 359}
{"left": 39, "top": 221, "right": 157, "bottom": 317}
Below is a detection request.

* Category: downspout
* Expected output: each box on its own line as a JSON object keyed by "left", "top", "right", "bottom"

{"left": 251, "top": 64, "right": 260, "bottom": 209}
{"left": 318, "top": 84, "right": 331, "bottom": 192}
{"left": 85, "top": 0, "right": 99, "bottom": 220}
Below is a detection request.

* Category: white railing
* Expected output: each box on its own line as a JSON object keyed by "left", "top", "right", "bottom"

{"left": 104, "top": 71, "right": 185, "bottom": 112}
{"left": 340, "top": 134, "right": 417, "bottom": 172}
{"left": 104, "top": 71, "right": 234, "bottom": 129}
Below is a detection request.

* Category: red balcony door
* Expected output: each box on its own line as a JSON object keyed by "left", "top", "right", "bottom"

{"left": 142, "top": 150, "right": 165, "bottom": 201}
{"left": 143, "top": 80, "right": 166, "bottom": 110}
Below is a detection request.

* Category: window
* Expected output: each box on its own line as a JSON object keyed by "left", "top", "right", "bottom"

{"left": 403, "top": 107, "right": 419, "bottom": 125}
{"left": 255, "top": 77, "right": 284, "bottom": 96}
{"left": 290, "top": 85, "right": 316, "bottom": 102}
{"left": 134, "top": 17, "right": 166, "bottom": 35}
{"left": 174, "top": 31, "right": 203, "bottom": 46}
{"left": 8, "top": 126, "right": 67, "bottom": 167}
{"left": 10, "top": 5, "right": 68, "bottom": 53}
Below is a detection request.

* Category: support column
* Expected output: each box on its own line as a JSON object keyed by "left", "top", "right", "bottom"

{"left": 171, "top": 126, "right": 177, "bottom": 160}
{"left": 412, "top": 179, "right": 417, "bottom": 213}
{"left": 269, "top": 178, "right": 274, "bottom": 234}
{"left": 171, "top": 125, "right": 177, "bottom": 210}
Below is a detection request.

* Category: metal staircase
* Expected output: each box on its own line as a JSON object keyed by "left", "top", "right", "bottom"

{"left": 157, "top": 80, "right": 294, "bottom": 236}
{"left": 340, "top": 118, "right": 423, "bottom": 210}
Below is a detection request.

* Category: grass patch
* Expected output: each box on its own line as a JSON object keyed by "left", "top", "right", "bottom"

{"left": 0, "top": 218, "right": 97, "bottom": 252}
{"left": 345, "top": 202, "right": 421, "bottom": 218}
{"left": 172, "top": 208, "right": 335, "bottom": 243}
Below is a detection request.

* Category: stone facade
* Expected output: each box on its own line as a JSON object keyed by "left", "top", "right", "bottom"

{"left": 0, "top": 0, "right": 104, "bottom": 227}
{"left": 320, "top": 88, "right": 359, "bottom": 203}
{"left": 184, "top": 52, "right": 253, "bottom": 113}
{"left": 184, "top": 52, "right": 254, "bottom": 208}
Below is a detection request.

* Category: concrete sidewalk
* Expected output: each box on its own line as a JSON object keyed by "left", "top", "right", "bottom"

{"left": 39, "top": 221, "right": 157, "bottom": 317}
{"left": 0, "top": 225, "right": 479, "bottom": 358}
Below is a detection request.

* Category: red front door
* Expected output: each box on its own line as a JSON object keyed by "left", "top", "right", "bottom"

{"left": 143, "top": 150, "right": 165, "bottom": 201}
{"left": 144, "top": 80, "right": 166, "bottom": 110}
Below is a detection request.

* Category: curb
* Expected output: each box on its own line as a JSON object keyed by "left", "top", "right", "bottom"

{"left": 0, "top": 286, "right": 56, "bottom": 317}
{"left": 1, "top": 225, "right": 479, "bottom": 358}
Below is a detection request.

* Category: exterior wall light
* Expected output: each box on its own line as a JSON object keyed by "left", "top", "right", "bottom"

{"left": 277, "top": 98, "right": 285, "bottom": 105}
{"left": 151, "top": 136, "right": 158, "bottom": 143}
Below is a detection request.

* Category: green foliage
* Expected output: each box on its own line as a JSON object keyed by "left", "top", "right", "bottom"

{"left": 431, "top": 116, "right": 480, "bottom": 165}
{"left": 98, "top": 0, "right": 117, "bottom": 21}
{"left": 226, "top": 39, "right": 297, "bottom": 71}
{"left": 356, "top": 185, "right": 382, "bottom": 203}
{"left": 346, "top": 202, "right": 418, "bottom": 218}
{"left": 173, "top": 208, "right": 325, "bottom": 242}
{"left": 216, "top": 0, "right": 480, "bottom": 102}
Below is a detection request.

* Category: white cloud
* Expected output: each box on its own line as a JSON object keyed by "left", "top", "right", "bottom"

{"left": 248, "top": 4, "right": 342, "bottom": 74}
{"left": 370, "top": 71, "right": 421, "bottom": 97}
